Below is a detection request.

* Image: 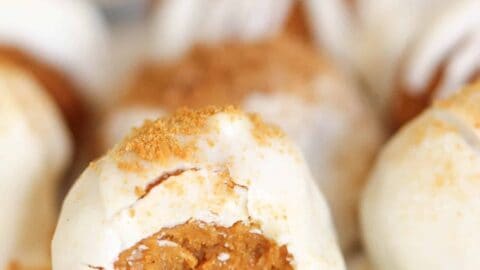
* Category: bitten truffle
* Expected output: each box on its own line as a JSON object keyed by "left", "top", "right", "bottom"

{"left": 53, "top": 107, "right": 345, "bottom": 270}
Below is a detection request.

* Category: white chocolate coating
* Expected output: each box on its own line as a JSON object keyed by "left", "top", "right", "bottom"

{"left": 53, "top": 108, "right": 345, "bottom": 270}
{"left": 356, "top": 0, "right": 479, "bottom": 110}
{"left": 405, "top": 1, "right": 480, "bottom": 98}
{"left": 241, "top": 76, "right": 383, "bottom": 251}
{"left": 361, "top": 83, "right": 480, "bottom": 269}
{"left": 304, "top": 0, "right": 354, "bottom": 67}
{"left": 0, "top": 63, "right": 71, "bottom": 269}
{"left": 0, "top": 0, "right": 110, "bottom": 107}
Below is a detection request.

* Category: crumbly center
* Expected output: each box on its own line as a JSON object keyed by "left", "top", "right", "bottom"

{"left": 114, "top": 221, "right": 293, "bottom": 270}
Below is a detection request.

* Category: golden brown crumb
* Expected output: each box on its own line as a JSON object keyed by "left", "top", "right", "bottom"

{"left": 115, "top": 106, "right": 284, "bottom": 165}
{"left": 134, "top": 186, "right": 146, "bottom": 197}
{"left": 435, "top": 80, "right": 480, "bottom": 121}
{"left": 120, "top": 35, "right": 331, "bottom": 111}
{"left": 115, "top": 106, "right": 236, "bottom": 163}
{"left": 116, "top": 161, "right": 145, "bottom": 173}
{"left": 128, "top": 209, "right": 136, "bottom": 218}
{"left": 249, "top": 113, "right": 285, "bottom": 145}
{"left": 114, "top": 221, "right": 293, "bottom": 270}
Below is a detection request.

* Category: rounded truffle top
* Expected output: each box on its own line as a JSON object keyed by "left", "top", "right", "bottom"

{"left": 115, "top": 106, "right": 285, "bottom": 164}
{"left": 0, "top": 61, "right": 72, "bottom": 269}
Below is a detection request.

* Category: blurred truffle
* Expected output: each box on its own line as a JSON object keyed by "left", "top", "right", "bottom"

{"left": 361, "top": 81, "right": 480, "bottom": 269}
{"left": 0, "top": 61, "right": 71, "bottom": 270}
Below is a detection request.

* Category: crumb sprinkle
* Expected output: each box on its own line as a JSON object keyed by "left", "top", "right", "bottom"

{"left": 115, "top": 106, "right": 237, "bottom": 163}
{"left": 248, "top": 113, "right": 285, "bottom": 145}
{"left": 114, "top": 106, "right": 285, "bottom": 164}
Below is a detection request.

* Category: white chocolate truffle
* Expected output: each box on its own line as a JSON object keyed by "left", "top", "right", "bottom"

{"left": 0, "top": 62, "right": 72, "bottom": 269}
{"left": 361, "top": 82, "right": 480, "bottom": 270}
{"left": 0, "top": 0, "right": 110, "bottom": 108}
{"left": 102, "top": 36, "right": 384, "bottom": 251}
{"left": 53, "top": 107, "right": 345, "bottom": 270}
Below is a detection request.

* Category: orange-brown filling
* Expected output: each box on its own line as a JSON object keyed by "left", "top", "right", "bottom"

{"left": 0, "top": 46, "right": 84, "bottom": 136}
{"left": 114, "top": 221, "right": 293, "bottom": 270}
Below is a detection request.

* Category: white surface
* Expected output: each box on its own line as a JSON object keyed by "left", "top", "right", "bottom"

{"left": 405, "top": 1, "right": 480, "bottom": 98}
{"left": 304, "top": 0, "right": 354, "bottom": 67}
{"left": 241, "top": 75, "right": 383, "bottom": 250}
